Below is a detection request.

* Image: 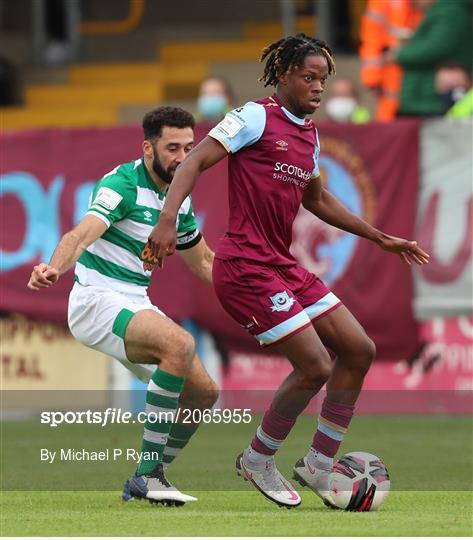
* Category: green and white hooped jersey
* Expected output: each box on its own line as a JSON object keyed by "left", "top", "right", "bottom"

{"left": 75, "top": 158, "right": 201, "bottom": 296}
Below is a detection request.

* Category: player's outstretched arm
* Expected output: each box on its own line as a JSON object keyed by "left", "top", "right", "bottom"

{"left": 178, "top": 237, "right": 215, "bottom": 285}
{"left": 149, "top": 136, "right": 228, "bottom": 268}
{"left": 27, "top": 215, "right": 107, "bottom": 290}
{"left": 302, "top": 176, "right": 429, "bottom": 266}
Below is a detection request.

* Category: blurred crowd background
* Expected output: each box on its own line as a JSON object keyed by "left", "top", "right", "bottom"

{"left": 1, "top": 0, "right": 472, "bottom": 127}
{"left": 1, "top": 0, "right": 472, "bottom": 413}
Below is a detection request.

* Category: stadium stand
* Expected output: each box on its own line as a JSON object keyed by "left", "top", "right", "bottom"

{"left": 0, "top": 105, "right": 117, "bottom": 130}
{"left": 243, "top": 16, "right": 316, "bottom": 40}
{"left": 1, "top": 59, "right": 209, "bottom": 130}
{"left": 26, "top": 82, "right": 163, "bottom": 107}
{"left": 68, "top": 62, "right": 207, "bottom": 95}
{"left": 159, "top": 39, "right": 268, "bottom": 64}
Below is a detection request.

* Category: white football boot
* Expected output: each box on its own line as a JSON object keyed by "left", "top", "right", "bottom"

{"left": 292, "top": 456, "right": 337, "bottom": 508}
{"left": 236, "top": 448, "right": 301, "bottom": 508}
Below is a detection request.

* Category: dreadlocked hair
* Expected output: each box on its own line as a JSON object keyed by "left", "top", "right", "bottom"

{"left": 259, "top": 33, "right": 336, "bottom": 87}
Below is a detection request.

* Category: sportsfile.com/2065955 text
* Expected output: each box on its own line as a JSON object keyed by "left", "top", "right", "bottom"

{"left": 40, "top": 408, "right": 253, "bottom": 427}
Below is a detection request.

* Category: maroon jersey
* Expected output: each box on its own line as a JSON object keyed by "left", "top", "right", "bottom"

{"left": 209, "top": 95, "right": 319, "bottom": 266}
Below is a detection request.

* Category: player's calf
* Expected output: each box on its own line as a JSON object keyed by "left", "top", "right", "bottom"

{"left": 180, "top": 380, "right": 219, "bottom": 411}
{"left": 161, "top": 359, "right": 219, "bottom": 470}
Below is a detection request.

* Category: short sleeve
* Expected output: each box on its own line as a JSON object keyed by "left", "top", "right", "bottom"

{"left": 87, "top": 173, "right": 136, "bottom": 228}
{"left": 176, "top": 197, "right": 201, "bottom": 250}
{"left": 208, "top": 102, "right": 266, "bottom": 153}
{"left": 312, "top": 128, "right": 321, "bottom": 178}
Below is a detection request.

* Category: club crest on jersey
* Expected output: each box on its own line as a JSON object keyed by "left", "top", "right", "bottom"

{"left": 276, "top": 139, "right": 288, "bottom": 151}
{"left": 269, "top": 291, "right": 295, "bottom": 312}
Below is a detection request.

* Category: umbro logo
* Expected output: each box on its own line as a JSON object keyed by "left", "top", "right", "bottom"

{"left": 143, "top": 210, "right": 153, "bottom": 222}
{"left": 276, "top": 139, "right": 288, "bottom": 151}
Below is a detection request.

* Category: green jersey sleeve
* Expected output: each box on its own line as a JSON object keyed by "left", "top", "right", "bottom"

{"left": 87, "top": 169, "right": 137, "bottom": 228}
{"left": 176, "top": 196, "right": 201, "bottom": 250}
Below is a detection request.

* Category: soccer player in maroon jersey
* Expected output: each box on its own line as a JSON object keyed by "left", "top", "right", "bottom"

{"left": 148, "top": 34, "right": 430, "bottom": 508}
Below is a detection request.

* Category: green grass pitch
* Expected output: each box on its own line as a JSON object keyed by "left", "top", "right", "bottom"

{"left": 1, "top": 414, "right": 472, "bottom": 536}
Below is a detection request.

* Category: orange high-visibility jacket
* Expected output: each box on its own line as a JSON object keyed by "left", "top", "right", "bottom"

{"left": 359, "top": 0, "right": 423, "bottom": 121}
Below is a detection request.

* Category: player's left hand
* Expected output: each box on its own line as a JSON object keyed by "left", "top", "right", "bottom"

{"left": 27, "top": 263, "right": 59, "bottom": 290}
{"left": 377, "top": 234, "right": 430, "bottom": 266}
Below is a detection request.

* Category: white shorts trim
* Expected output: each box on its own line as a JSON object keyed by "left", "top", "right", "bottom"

{"left": 255, "top": 310, "right": 311, "bottom": 346}
{"left": 304, "top": 292, "right": 341, "bottom": 320}
{"left": 254, "top": 292, "right": 341, "bottom": 346}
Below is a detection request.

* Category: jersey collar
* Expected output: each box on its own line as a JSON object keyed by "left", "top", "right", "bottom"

{"left": 271, "top": 94, "right": 312, "bottom": 126}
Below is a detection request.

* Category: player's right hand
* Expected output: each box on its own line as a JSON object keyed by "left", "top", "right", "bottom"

{"left": 27, "top": 263, "right": 59, "bottom": 291}
{"left": 148, "top": 212, "right": 177, "bottom": 269}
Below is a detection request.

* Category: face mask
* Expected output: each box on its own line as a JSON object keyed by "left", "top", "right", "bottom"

{"left": 438, "top": 88, "right": 466, "bottom": 113}
{"left": 197, "top": 94, "right": 228, "bottom": 119}
{"left": 326, "top": 97, "right": 357, "bottom": 122}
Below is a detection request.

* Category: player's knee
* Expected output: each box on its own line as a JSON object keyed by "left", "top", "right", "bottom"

{"left": 356, "top": 336, "right": 376, "bottom": 375}
{"left": 367, "top": 336, "right": 376, "bottom": 360}
{"left": 176, "top": 332, "right": 196, "bottom": 367}
{"left": 298, "top": 357, "right": 332, "bottom": 389}
{"left": 312, "top": 363, "right": 332, "bottom": 387}
{"left": 161, "top": 331, "right": 195, "bottom": 369}
{"left": 202, "top": 381, "right": 219, "bottom": 409}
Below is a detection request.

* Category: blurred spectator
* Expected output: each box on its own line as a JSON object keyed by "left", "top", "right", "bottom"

{"left": 396, "top": 0, "right": 473, "bottom": 117}
{"left": 44, "top": 0, "right": 70, "bottom": 65}
{"left": 435, "top": 64, "right": 472, "bottom": 116}
{"left": 325, "top": 78, "right": 370, "bottom": 123}
{"left": 359, "top": 0, "right": 424, "bottom": 121}
{"left": 196, "top": 76, "right": 234, "bottom": 122}
{"left": 0, "top": 56, "right": 22, "bottom": 106}
{"left": 447, "top": 88, "right": 473, "bottom": 120}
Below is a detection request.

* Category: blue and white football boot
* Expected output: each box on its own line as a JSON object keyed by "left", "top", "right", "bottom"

{"left": 122, "top": 464, "right": 197, "bottom": 506}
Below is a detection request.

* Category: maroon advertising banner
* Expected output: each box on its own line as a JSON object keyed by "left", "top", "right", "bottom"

{"left": 0, "top": 120, "right": 420, "bottom": 361}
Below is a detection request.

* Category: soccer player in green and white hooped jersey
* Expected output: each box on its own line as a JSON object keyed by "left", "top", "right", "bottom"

{"left": 28, "top": 107, "right": 218, "bottom": 506}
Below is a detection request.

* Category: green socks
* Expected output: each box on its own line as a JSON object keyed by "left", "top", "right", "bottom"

{"left": 162, "top": 422, "right": 199, "bottom": 468}
{"left": 136, "top": 369, "right": 184, "bottom": 475}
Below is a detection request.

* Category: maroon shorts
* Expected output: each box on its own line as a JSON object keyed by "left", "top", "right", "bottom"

{"left": 212, "top": 257, "right": 342, "bottom": 347}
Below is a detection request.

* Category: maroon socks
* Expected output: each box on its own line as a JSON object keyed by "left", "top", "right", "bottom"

{"left": 312, "top": 398, "right": 355, "bottom": 459}
{"left": 249, "top": 406, "right": 296, "bottom": 459}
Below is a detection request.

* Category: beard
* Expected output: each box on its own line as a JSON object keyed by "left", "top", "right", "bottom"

{"left": 152, "top": 149, "right": 175, "bottom": 185}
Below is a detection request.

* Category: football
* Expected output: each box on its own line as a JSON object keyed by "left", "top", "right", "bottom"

{"left": 329, "top": 451, "right": 390, "bottom": 511}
